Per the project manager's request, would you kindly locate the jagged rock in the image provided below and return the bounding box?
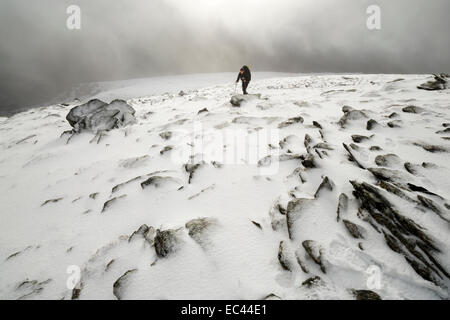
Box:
[413,142,448,153]
[366,119,379,130]
[154,229,182,258]
[129,224,156,244]
[140,176,179,189]
[159,131,172,140]
[263,293,282,300]
[89,192,99,199]
[184,162,204,183]
[101,194,126,213]
[230,94,261,107]
[314,176,334,198]
[301,153,316,168]
[185,217,216,245]
[336,193,348,222]
[278,241,293,271]
[342,220,366,239]
[402,105,424,114]
[312,121,323,129]
[387,120,402,128]
[422,162,437,169]
[417,74,448,91]
[41,197,63,206]
[304,134,313,148]
[278,116,304,128]
[66,99,136,133]
[160,145,173,155]
[197,108,208,114]
[351,135,371,143]
[350,181,448,284]
[369,146,382,151]
[436,127,450,134]
[251,221,262,230]
[388,112,399,119]
[367,167,408,182]
[302,240,326,273]
[375,154,401,167]
[302,276,324,288]
[113,269,137,300]
[343,143,366,169]
[404,162,420,175]
[338,107,367,128]
[313,143,334,150]
[378,181,417,204]
[351,289,381,300]
[417,195,449,222]
[407,183,443,199]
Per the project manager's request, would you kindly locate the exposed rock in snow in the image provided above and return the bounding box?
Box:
[66,99,136,133]
[1,74,449,300]
[417,74,448,91]
[230,94,261,107]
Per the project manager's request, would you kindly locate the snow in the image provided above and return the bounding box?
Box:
[0,73,449,300]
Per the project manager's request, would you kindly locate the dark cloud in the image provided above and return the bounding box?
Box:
[0,0,449,115]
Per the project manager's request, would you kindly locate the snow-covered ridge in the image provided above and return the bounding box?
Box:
[0,74,449,300]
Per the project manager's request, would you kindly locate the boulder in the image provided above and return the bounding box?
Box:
[417,74,448,91]
[66,99,136,133]
[154,229,182,258]
[230,94,261,107]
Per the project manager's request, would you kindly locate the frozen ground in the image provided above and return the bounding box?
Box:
[0,73,449,300]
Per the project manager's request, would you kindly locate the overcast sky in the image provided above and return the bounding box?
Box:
[0,0,449,115]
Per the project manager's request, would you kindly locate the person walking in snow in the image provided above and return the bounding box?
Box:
[236,65,251,95]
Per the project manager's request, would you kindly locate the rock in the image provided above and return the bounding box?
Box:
[278,241,293,271]
[301,276,323,288]
[66,99,136,133]
[336,193,348,222]
[286,198,314,240]
[113,269,137,300]
[140,176,180,189]
[370,146,382,151]
[178,90,186,96]
[312,121,323,129]
[184,162,204,183]
[197,108,208,114]
[154,229,182,258]
[387,120,402,128]
[278,116,304,129]
[413,142,448,153]
[314,176,334,198]
[402,105,424,114]
[101,194,126,213]
[378,181,418,204]
[159,131,172,140]
[313,142,333,150]
[366,119,378,130]
[343,143,366,169]
[263,293,282,300]
[338,107,367,128]
[129,224,155,244]
[302,240,326,273]
[388,112,399,119]
[160,145,173,155]
[230,94,261,107]
[375,154,401,167]
[417,195,449,222]
[351,135,371,143]
[304,134,313,148]
[342,220,366,239]
[417,74,447,91]
[367,167,408,182]
[351,289,381,300]
[185,217,216,245]
[436,128,450,134]
[301,153,316,169]
[407,183,443,199]
[41,197,64,206]
[404,162,420,175]
[251,221,262,230]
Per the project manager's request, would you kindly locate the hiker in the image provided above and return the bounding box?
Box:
[236,65,251,94]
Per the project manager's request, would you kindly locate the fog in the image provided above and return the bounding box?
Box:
[0,0,449,115]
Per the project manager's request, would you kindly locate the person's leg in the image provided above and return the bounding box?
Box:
[243,81,249,94]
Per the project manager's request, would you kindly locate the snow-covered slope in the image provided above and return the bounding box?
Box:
[0,74,449,300]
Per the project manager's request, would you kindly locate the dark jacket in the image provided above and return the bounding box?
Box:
[236,66,251,82]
